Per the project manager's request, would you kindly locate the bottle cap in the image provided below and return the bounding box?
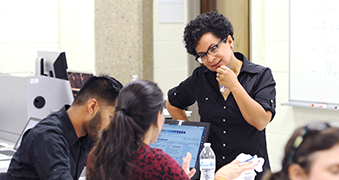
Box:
[131,75,138,81]
[204,142,211,146]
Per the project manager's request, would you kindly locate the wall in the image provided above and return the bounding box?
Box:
[95,0,153,85]
[251,0,339,172]
[218,0,249,59]
[153,0,192,98]
[251,0,292,172]
[0,0,95,75]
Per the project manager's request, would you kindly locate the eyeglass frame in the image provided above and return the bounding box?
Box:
[287,121,339,164]
[195,38,227,64]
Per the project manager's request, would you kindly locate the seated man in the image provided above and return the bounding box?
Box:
[6,75,123,180]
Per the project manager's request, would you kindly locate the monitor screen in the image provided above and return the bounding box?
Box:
[150,119,210,170]
[36,51,69,80]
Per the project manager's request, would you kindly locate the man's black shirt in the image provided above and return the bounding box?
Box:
[7,105,94,180]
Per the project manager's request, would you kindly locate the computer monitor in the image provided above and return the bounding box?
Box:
[36,51,69,80]
[150,119,210,180]
[150,119,210,168]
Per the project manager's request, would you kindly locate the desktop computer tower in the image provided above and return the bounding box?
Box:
[0,74,74,142]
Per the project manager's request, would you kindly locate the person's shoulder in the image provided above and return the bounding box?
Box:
[31,116,63,136]
[189,65,209,82]
[239,55,271,74]
[142,144,161,155]
[37,115,62,128]
[247,61,272,74]
[248,61,267,71]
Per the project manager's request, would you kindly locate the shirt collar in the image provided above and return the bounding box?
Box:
[59,105,82,147]
[235,52,262,74]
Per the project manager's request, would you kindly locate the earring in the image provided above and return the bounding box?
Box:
[231,45,233,49]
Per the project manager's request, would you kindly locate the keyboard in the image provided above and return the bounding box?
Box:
[0,150,15,157]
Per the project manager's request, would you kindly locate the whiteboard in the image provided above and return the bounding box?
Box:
[289,0,339,109]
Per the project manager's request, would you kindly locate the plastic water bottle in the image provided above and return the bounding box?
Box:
[200,142,215,180]
[131,75,138,81]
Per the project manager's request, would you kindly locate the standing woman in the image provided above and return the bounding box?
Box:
[166,11,276,180]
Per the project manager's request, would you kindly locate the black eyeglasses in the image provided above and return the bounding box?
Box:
[195,38,227,64]
[287,121,339,164]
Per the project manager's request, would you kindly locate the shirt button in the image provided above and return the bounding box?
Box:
[223,119,225,122]
[174,92,176,95]
[223,131,226,134]
[205,97,208,101]
[222,156,225,159]
[223,143,226,147]
[223,106,226,109]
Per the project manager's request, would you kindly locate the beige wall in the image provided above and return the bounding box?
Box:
[153,0,192,98]
[217,0,249,59]
[95,0,153,85]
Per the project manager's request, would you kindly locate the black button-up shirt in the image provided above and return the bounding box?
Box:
[168,52,276,179]
[7,105,94,180]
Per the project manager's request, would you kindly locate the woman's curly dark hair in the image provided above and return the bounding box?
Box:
[183,11,234,57]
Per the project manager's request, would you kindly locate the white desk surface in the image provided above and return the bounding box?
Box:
[0,139,14,173]
[0,160,10,173]
[163,109,192,118]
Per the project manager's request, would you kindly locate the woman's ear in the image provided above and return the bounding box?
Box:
[288,163,307,180]
[227,35,233,43]
[154,113,161,129]
[227,35,234,50]
[156,111,165,131]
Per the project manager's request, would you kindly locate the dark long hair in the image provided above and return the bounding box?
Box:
[263,122,339,180]
[86,80,165,180]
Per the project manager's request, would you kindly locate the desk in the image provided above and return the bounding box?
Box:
[163,109,192,119]
[0,160,10,174]
[0,139,14,179]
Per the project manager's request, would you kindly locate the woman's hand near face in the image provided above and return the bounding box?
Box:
[216,65,240,92]
[216,64,272,130]
[182,152,196,178]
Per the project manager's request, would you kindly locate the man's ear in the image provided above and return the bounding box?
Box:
[86,99,99,116]
[288,163,307,180]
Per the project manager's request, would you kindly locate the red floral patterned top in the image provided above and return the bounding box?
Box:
[131,143,189,180]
